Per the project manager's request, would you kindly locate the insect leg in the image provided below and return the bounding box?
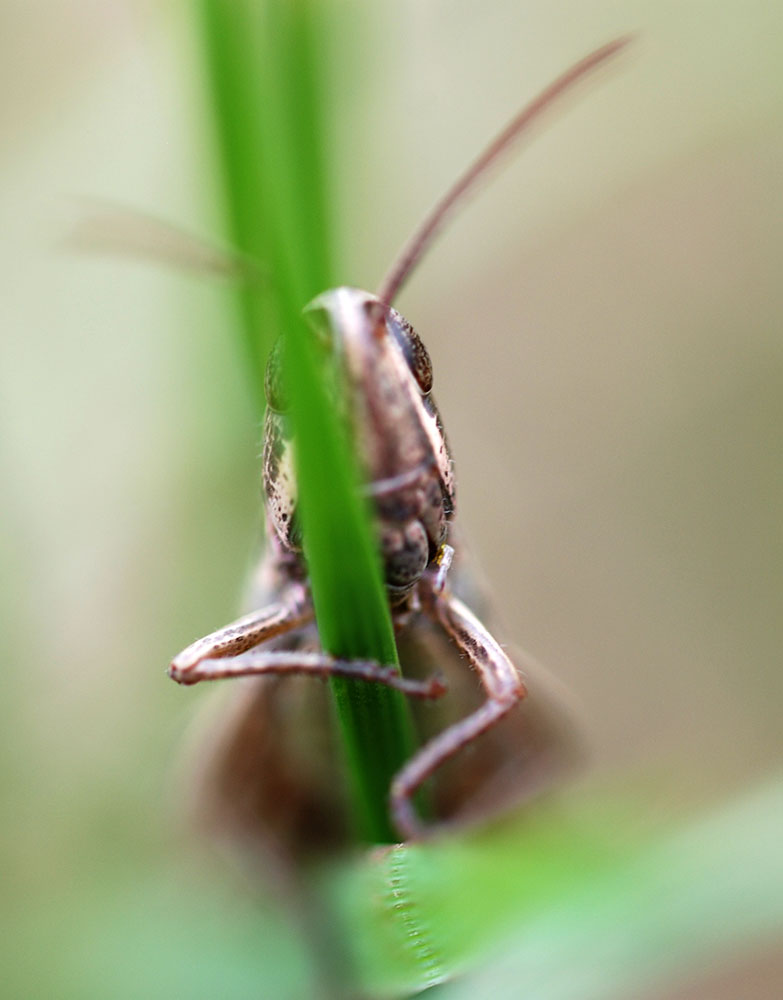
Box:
[169,585,313,682]
[170,583,447,698]
[389,588,527,839]
[172,647,447,698]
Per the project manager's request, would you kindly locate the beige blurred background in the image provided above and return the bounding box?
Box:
[1,0,781,994]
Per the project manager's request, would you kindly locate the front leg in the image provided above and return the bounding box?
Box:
[169,583,313,681]
[389,585,527,840]
[170,584,447,699]
[172,648,446,698]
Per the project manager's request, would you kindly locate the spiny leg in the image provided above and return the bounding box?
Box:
[170,584,447,698]
[173,648,446,698]
[389,585,527,840]
[169,585,313,682]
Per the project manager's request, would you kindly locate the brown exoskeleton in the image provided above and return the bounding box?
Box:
[169,40,628,853]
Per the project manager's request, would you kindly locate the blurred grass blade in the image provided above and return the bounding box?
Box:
[197,0,276,402]
[197,0,416,843]
[323,778,783,997]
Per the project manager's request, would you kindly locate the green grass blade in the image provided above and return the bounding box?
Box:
[323,779,783,997]
[196,0,276,401]
[196,0,416,844]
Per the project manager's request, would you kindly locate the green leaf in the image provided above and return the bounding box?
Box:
[322,779,783,997]
[197,0,417,844]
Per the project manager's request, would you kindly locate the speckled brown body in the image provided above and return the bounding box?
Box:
[167,41,627,854]
[169,289,577,853]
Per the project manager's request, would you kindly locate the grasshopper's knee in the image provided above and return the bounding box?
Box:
[168,646,203,685]
[168,661,192,685]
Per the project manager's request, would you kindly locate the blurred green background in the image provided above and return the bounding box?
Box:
[1,1,781,997]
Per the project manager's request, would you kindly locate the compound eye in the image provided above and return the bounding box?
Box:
[264,338,288,413]
[389,310,433,394]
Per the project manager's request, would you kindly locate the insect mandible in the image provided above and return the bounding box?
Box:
[169,39,629,849]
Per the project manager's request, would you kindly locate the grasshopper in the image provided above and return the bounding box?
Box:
[169,40,628,851]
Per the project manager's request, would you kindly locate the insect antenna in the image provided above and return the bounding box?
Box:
[376,37,631,307]
[64,198,265,283]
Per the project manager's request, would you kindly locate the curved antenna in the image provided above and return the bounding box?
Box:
[376,37,631,307]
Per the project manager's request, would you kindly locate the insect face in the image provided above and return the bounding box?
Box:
[264,287,455,595]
